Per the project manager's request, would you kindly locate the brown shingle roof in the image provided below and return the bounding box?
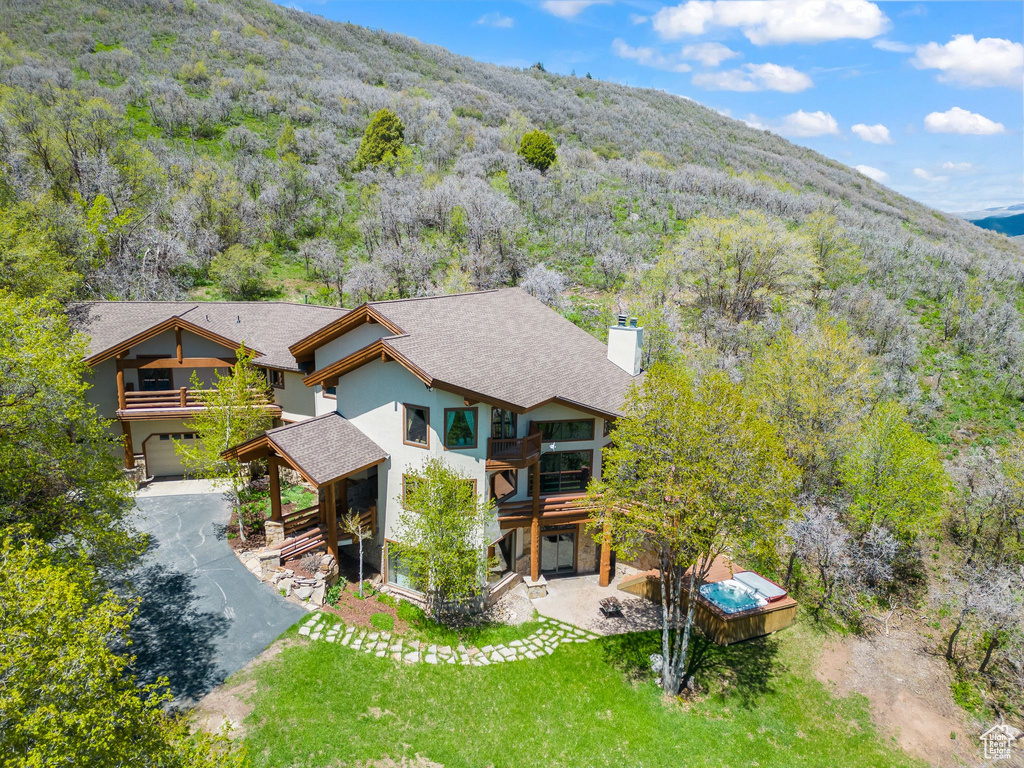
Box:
[266,412,387,486]
[71,301,348,371]
[369,288,637,417]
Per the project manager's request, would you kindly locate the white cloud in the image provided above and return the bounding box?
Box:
[851,123,893,144]
[914,168,949,183]
[476,11,514,28]
[629,13,648,24]
[924,107,1006,135]
[652,0,889,45]
[872,39,913,53]
[855,164,889,182]
[779,109,840,136]
[941,161,975,173]
[542,0,610,19]
[612,38,692,72]
[913,35,1024,88]
[681,42,740,67]
[692,62,812,92]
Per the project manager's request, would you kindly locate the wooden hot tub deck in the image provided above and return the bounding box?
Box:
[617,555,797,645]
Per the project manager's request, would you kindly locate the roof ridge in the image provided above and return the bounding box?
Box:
[369,288,500,306]
[268,411,341,435]
[73,300,350,310]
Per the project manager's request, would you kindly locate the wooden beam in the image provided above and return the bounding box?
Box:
[325,481,338,560]
[531,464,541,581]
[175,326,183,364]
[122,421,135,469]
[268,458,282,522]
[119,356,237,370]
[599,519,612,587]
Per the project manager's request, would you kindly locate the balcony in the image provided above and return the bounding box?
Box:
[486,430,541,470]
[116,387,281,420]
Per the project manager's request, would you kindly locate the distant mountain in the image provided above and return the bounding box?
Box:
[958,205,1024,238]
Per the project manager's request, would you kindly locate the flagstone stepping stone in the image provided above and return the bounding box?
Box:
[404,651,419,663]
[299,626,311,636]
[425,653,438,664]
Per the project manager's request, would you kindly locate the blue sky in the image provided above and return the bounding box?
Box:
[287,1,1023,212]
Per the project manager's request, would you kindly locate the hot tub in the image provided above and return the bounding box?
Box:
[699,579,767,614]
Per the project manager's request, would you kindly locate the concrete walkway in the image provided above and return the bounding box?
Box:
[127,481,307,706]
[299,613,596,665]
[531,571,662,635]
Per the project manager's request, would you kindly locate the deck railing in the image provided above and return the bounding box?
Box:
[120,387,273,410]
[486,430,542,463]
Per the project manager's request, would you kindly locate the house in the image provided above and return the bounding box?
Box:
[75,289,644,598]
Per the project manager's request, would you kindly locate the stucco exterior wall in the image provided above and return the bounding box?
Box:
[271,370,315,422]
[332,358,494,542]
[313,322,390,371]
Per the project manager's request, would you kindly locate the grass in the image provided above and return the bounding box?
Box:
[239,620,923,768]
[387,596,543,647]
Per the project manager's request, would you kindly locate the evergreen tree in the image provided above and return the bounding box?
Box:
[517,129,557,172]
[353,108,405,171]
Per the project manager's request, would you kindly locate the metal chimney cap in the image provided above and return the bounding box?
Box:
[629,317,638,328]
[617,314,627,327]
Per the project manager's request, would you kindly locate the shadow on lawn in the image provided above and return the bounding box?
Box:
[123,559,230,707]
[601,629,783,707]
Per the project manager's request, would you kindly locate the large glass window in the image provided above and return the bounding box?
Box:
[491,408,517,439]
[537,419,595,442]
[386,543,423,594]
[444,407,478,449]
[403,404,429,448]
[490,469,518,501]
[532,451,592,495]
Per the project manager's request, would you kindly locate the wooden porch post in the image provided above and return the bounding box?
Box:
[530,464,541,581]
[175,326,183,364]
[115,355,127,411]
[268,457,282,522]
[325,481,338,560]
[599,519,612,587]
[121,421,135,469]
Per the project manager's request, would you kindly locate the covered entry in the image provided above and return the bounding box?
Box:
[540,524,576,574]
[221,413,387,561]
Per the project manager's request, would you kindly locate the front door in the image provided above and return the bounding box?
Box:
[540,527,575,574]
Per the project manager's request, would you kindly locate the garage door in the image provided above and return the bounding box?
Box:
[144,433,197,477]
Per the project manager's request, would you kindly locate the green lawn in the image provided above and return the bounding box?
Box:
[238,619,922,768]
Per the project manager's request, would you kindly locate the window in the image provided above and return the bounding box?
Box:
[530,450,592,495]
[490,469,518,502]
[323,385,337,399]
[491,408,517,439]
[603,418,613,438]
[487,530,516,584]
[385,542,424,594]
[266,368,285,389]
[403,404,429,448]
[139,368,172,392]
[444,407,478,449]
[537,419,595,442]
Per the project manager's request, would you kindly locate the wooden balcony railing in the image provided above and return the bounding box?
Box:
[119,387,275,411]
[486,429,542,467]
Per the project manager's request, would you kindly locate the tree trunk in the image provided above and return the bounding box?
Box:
[784,550,797,589]
[946,617,964,662]
[979,633,1000,674]
[358,529,364,598]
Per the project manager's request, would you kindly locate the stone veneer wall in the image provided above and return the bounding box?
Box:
[576,523,598,574]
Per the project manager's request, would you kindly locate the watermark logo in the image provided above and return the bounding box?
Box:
[980,724,1019,761]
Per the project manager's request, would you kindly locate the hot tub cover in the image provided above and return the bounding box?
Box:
[734,571,787,601]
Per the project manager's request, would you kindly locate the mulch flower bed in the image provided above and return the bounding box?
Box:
[321,582,409,633]
[224,509,266,552]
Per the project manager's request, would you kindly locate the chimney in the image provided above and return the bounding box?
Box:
[607,315,643,375]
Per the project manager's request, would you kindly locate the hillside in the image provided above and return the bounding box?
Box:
[1,0,1023,726]
[970,212,1024,238]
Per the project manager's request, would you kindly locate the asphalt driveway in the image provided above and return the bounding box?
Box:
[126,481,307,706]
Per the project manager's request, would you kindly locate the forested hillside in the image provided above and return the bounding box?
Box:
[1,0,1023,721]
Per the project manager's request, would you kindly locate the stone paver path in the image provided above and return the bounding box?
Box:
[297,614,598,665]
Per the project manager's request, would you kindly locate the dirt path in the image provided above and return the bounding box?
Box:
[191,638,295,738]
[815,628,987,767]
